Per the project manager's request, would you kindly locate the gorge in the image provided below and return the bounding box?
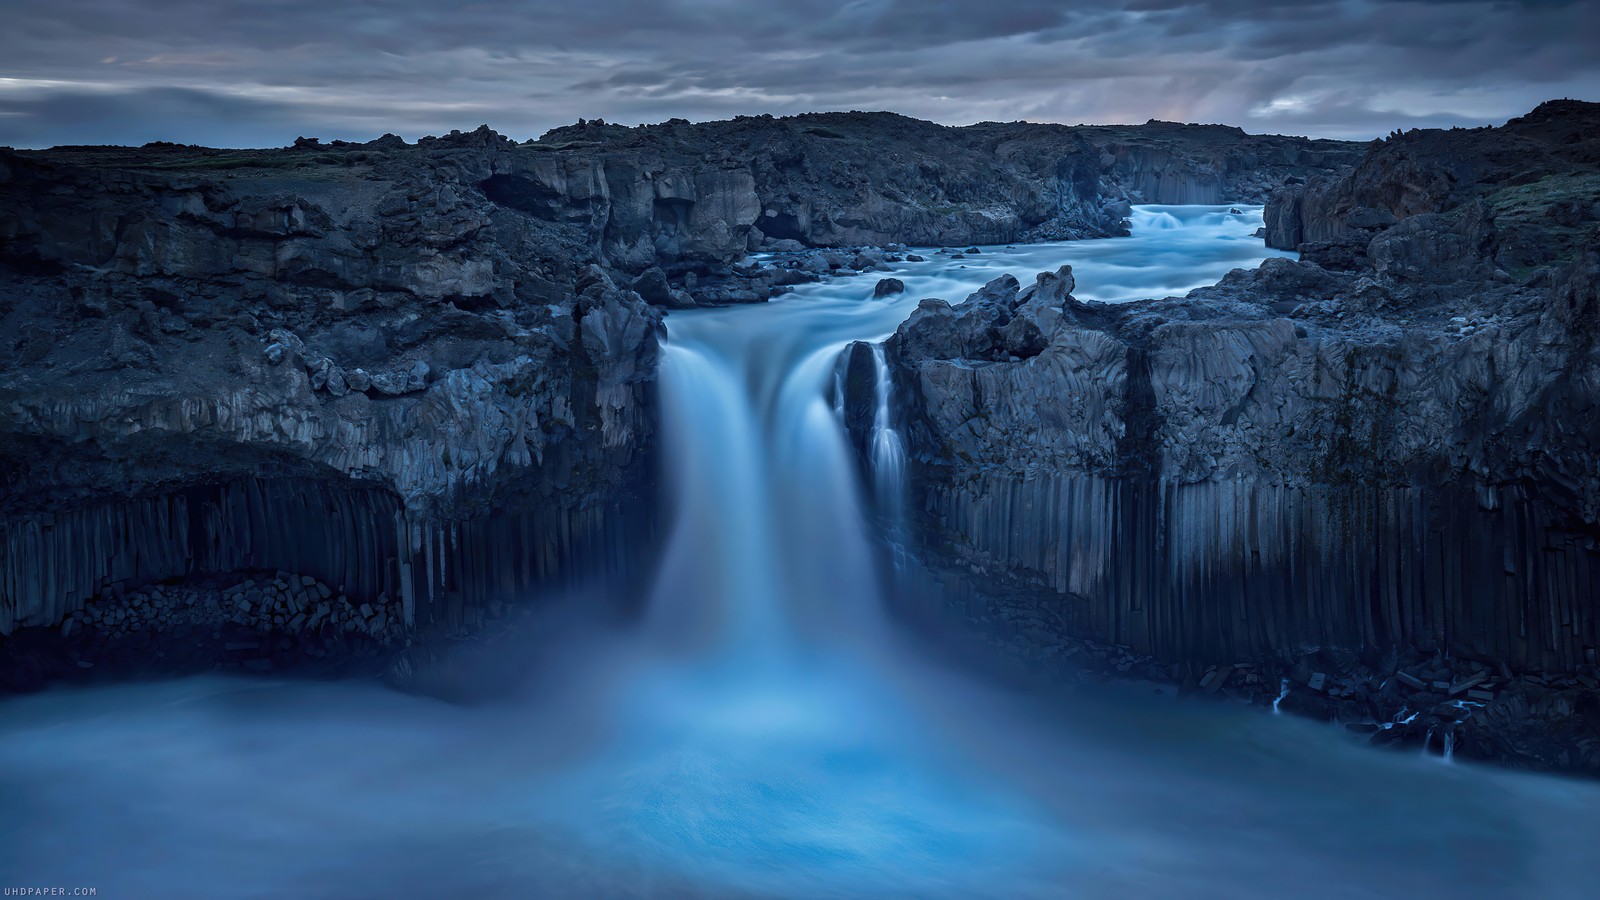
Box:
[2,102,1599,895]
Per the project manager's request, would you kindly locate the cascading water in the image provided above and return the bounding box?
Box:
[4,207,1600,897]
[867,342,910,565]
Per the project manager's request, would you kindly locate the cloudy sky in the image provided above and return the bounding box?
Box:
[2,0,1596,148]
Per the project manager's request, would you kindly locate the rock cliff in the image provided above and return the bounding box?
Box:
[1080,120,1361,205]
[1266,99,1600,274]
[871,101,1600,773]
[0,133,667,680]
[540,111,1120,256]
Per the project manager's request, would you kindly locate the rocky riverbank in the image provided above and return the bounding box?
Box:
[904,571,1600,776]
[3,570,404,690]
[859,100,1600,776]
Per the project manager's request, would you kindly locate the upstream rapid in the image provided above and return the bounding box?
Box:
[2,207,1598,898]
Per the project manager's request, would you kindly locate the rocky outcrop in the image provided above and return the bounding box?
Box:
[870,101,1600,773]
[1266,99,1600,275]
[550,113,1358,254]
[1080,120,1362,205]
[530,112,1131,258]
[0,134,665,679]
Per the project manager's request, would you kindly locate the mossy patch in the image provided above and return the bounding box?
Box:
[1479,172,1600,274]
[1483,172,1600,218]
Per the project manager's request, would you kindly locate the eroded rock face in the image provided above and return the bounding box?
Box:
[1080,120,1362,205]
[537,111,1360,256]
[0,135,665,646]
[1266,99,1600,276]
[871,103,1600,770]
[884,256,1600,669]
[531,112,1128,254]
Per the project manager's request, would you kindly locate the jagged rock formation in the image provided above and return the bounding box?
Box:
[1266,99,1600,274]
[538,112,1122,254]
[869,101,1600,773]
[0,137,665,668]
[1080,120,1362,205]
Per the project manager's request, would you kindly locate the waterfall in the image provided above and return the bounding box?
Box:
[1381,708,1419,731]
[646,302,908,660]
[1272,677,1290,714]
[644,340,802,660]
[868,342,909,558]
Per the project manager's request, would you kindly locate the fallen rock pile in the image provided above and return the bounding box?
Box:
[55,571,405,678]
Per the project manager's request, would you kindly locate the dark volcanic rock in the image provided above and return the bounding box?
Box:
[0,135,664,653]
[1081,119,1362,205]
[1267,99,1600,278]
[872,101,1600,774]
[539,111,1125,253]
[529,111,1358,256]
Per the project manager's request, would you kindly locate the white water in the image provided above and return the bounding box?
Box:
[868,341,908,545]
[3,207,1598,897]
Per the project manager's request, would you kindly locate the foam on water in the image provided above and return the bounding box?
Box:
[3,207,1598,898]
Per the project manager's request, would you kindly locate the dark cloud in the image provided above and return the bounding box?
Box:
[0,0,1596,147]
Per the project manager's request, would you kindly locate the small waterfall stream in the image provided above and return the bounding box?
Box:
[868,341,908,548]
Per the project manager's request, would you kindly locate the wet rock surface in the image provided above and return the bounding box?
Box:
[913,571,1600,776]
[869,100,1600,775]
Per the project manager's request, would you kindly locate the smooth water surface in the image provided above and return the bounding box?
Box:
[3,207,1596,898]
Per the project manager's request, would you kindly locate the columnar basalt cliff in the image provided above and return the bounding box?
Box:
[0,133,670,684]
[865,100,1600,772]
[0,112,1354,687]
[0,132,674,516]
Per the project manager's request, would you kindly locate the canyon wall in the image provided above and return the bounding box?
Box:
[0,134,665,654]
[535,112,1356,256]
[872,101,1600,679]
